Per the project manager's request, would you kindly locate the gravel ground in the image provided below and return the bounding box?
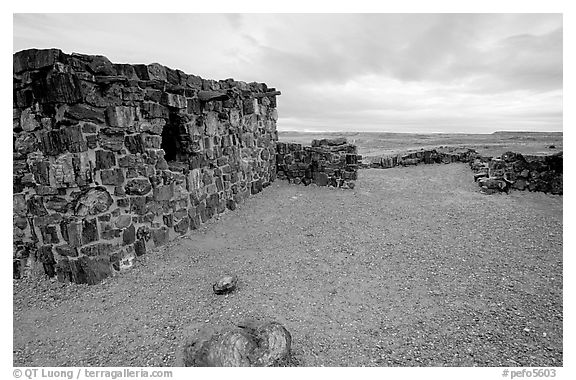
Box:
[13,163,563,367]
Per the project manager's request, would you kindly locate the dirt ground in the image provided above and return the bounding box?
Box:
[13,164,563,367]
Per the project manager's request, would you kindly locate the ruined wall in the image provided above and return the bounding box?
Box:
[13,49,280,284]
[362,148,479,168]
[471,152,563,195]
[362,146,562,195]
[276,138,361,189]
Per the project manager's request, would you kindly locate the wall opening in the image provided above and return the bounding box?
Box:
[161,111,191,163]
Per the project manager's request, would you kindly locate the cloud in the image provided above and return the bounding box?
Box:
[13,13,563,133]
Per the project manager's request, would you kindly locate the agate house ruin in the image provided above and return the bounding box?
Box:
[15,48,558,286]
[12,48,282,284]
[13,49,362,285]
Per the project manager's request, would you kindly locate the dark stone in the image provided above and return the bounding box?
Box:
[55,244,79,257]
[38,130,65,156]
[14,133,38,157]
[251,180,263,194]
[130,196,150,215]
[174,217,189,235]
[39,71,83,104]
[66,256,113,285]
[163,214,174,227]
[315,172,329,186]
[123,224,136,245]
[117,154,143,168]
[98,214,111,222]
[27,196,48,216]
[40,225,59,244]
[99,133,124,152]
[137,225,151,241]
[479,177,508,191]
[226,199,237,211]
[125,178,152,195]
[151,226,169,247]
[33,213,63,228]
[213,274,238,295]
[100,168,125,186]
[134,239,147,256]
[154,184,174,201]
[95,150,116,170]
[14,215,28,230]
[113,63,138,79]
[55,257,71,282]
[124,135,145,154]
[61,218,82,247]
[80,242,114,257]
[474,172,490,184]
[37,245,56,277]
[215,177,224,191]
[13,48,62,73]
[81,122,98,134]
[141,102,169,118]
[74,187,113,216]
[65,104,106,123]
[58,125,87,153]
[105,106,137,130]
[86,55,116,75]
[125,166,147,179]
[85,134,98,149]
[187,98,201,114]
[161,92,187,108]
[142,134,162,149]
[345,154,358,165]
[198,90,229,102]
[190,214,201,230]
[13,259,22,279]
[82,218,99,245]
[512,179,528,190]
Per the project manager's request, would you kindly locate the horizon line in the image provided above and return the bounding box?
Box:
[277,130,563,135]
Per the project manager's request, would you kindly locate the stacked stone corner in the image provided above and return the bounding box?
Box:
[275,138,361,188]
[13,48,280,284]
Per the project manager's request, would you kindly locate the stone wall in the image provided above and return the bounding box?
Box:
[276,138,361,188]
[471,152,563,195]
[362,147,479,169]
[13,48,280,284]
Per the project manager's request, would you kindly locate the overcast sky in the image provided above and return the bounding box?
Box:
[13,13,562,133]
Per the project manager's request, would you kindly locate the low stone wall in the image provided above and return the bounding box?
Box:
[362,147,562,195]
[362,148,479,168]
[13,48,280,284]
[471,152,563,195]
[276,138,361,188]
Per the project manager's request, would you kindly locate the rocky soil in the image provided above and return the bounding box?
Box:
[13,163,563,367]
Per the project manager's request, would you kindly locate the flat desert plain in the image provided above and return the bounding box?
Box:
[278,131,563,157]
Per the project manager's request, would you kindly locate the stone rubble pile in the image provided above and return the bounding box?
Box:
[471,151,563,195]
[275,138,362,188]
[13,48,280,284]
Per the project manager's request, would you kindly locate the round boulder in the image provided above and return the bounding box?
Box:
[182,320,292,367]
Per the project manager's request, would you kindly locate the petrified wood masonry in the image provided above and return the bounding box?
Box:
[13,48,280,284]
[276,138,361,188]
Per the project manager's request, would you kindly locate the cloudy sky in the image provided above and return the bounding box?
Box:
[13,13,563,133]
